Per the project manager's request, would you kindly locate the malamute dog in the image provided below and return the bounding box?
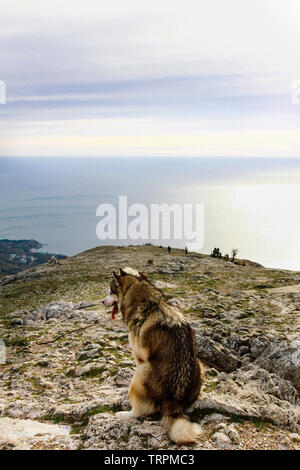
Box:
[102,267,203,444]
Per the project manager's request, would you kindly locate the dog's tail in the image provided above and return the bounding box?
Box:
[162,403,201,445]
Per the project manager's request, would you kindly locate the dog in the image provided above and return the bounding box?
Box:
[102,267,203,444]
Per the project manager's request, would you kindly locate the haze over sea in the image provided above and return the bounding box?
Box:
[1,157,300,271]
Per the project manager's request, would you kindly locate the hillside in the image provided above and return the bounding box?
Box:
[0,245,300,450]
[0,239,66,276]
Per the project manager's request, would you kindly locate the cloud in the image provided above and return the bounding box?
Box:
[0,0,300,156]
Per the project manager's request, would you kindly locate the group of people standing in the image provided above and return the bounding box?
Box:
[167,245,189,255]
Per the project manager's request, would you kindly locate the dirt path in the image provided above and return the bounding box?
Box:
[246,283,300,295]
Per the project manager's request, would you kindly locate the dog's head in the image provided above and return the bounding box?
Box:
[102,267,143,319]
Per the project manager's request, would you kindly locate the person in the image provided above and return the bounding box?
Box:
[185,246,188,255]
[167,245,171,254]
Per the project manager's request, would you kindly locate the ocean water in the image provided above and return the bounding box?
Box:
[1,157,300,270]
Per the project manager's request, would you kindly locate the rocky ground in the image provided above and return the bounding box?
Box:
[0,245,300,450]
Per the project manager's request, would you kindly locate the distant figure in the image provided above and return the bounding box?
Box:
[185,246,188,255]
[147,259,153,265]
[211,247,221,258]
[167,245,171,254]
[48,256,58,265]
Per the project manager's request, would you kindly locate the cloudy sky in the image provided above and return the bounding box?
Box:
[1,0,300,157]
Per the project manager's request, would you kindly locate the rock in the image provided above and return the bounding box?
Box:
[279,443,290,450]
[82,413,169,450]
[214,422,227,432]
[0,417,75,450]
[26,408,43,420]
[9,318,24,326]
[225,424,240,444]
[30,302,75,321]
[154,281,177,289]
[196,335,241,372]
[83,413,134,449]
[4,402,44,420]
[5,405,24,419]
[0,441,16,450]
[288,433,300,441]
[74,363,106,377]
[75,349,100,361]
[168,298,186,309]
[191,373,300,433]
[239,346,249,356]
[2,374,11,381]
[250,338,267,359]
[114,369,133,387]
[237,364,299,404]
[253,337,300,392]
[212,432,232,448]
[74,301,94,310]
[200,413,228,424]
[48,392,127,425]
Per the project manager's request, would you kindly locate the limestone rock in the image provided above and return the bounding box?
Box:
[212,432,232,448]
[0,417,76,450]
[196,335,241,372]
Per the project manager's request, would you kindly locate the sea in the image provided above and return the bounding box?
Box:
[1,157,300,271]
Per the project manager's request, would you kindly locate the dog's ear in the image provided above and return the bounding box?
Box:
[113,271,121,282]
[119,268,126,277]
[139,271,149,282]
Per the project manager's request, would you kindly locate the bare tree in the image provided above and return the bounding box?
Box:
[231,248,238,262]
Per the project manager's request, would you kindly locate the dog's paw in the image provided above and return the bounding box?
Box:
[115,410,134,420]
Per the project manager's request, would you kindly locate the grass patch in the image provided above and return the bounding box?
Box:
[189,407,221,421]
[108,367,118,376]
[42,413,75,425]
[5,336,30,347]
[228,415,273,430]
[76,350,104,362]
[207,369,218,377]
[87,404,122,416]
[254,284,271,290]
[34,361,49,368]
[84,366,106,378]
[204,381,218,392]
[188,407,273,431]
[237,311,255,319]
[70,424,85,435]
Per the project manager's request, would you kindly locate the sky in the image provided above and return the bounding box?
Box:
[0,0,300,157]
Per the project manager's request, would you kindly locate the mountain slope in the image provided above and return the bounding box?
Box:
[0,245,300,450]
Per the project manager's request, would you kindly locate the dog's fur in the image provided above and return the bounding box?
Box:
[102,267,203,444]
